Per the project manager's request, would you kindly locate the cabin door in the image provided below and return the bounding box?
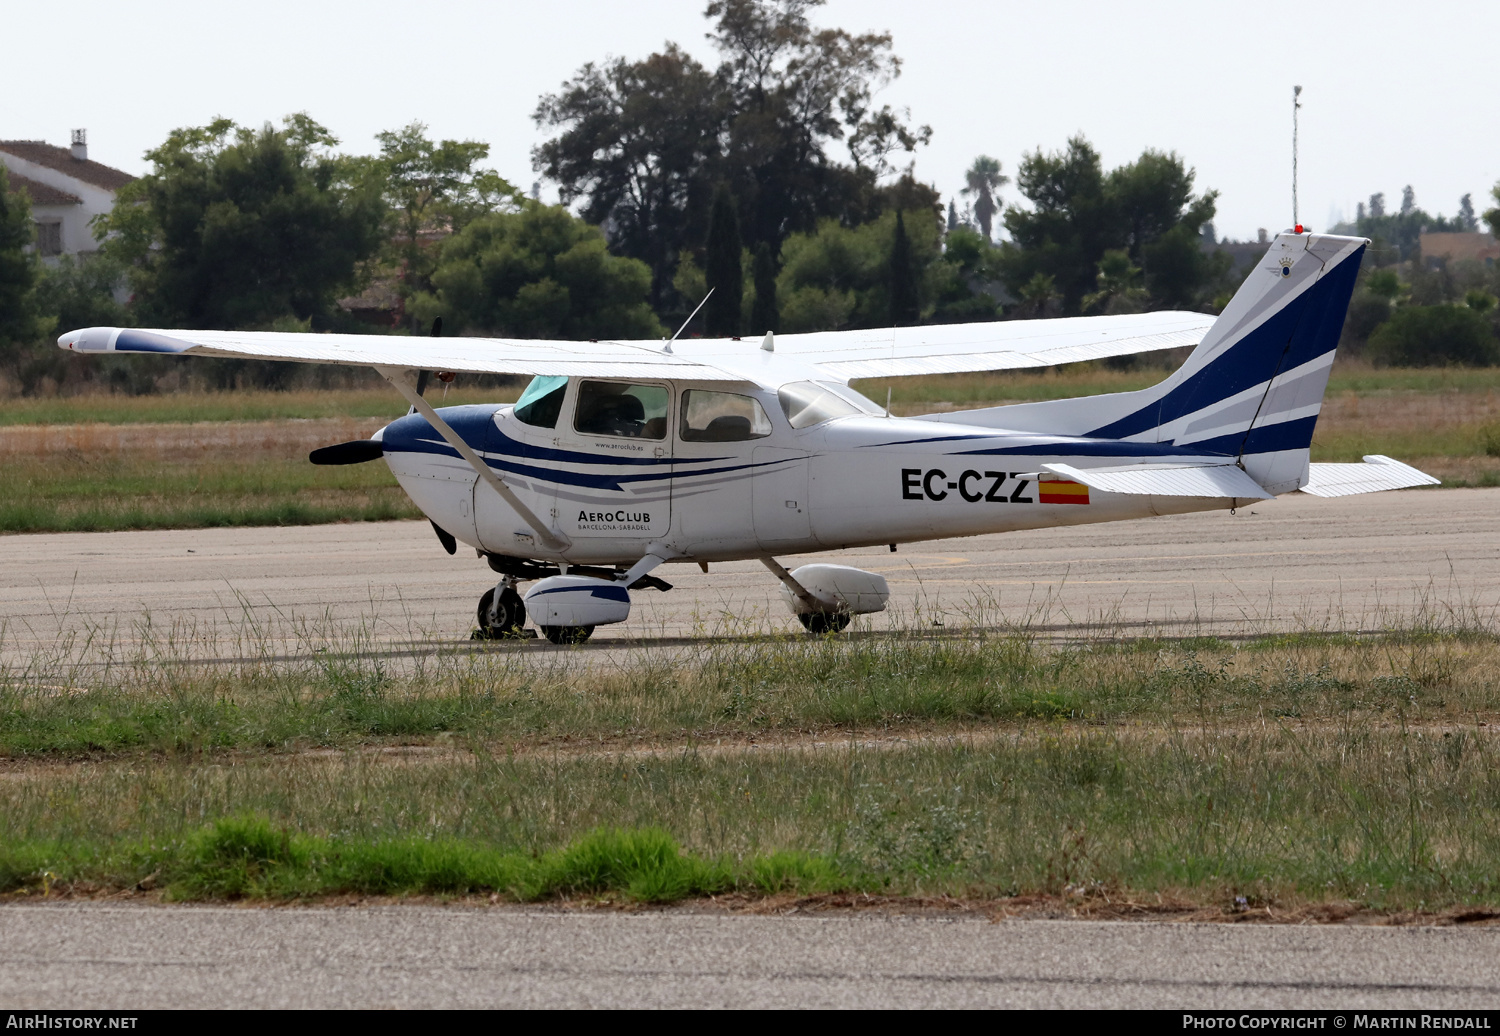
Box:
[752,446,812,551]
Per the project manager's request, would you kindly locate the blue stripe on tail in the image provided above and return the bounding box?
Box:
[1085,244,1364,449]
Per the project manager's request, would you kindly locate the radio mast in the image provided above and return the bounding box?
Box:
[1292,85,1303,231]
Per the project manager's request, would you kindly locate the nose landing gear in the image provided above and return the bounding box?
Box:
[473,580,595,644]
[475,581,529,640]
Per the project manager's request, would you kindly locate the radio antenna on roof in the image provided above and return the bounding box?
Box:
[665,288,715,353]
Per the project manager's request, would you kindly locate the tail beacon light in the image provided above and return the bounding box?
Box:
[523,576,632,628]
[782,564,890,617]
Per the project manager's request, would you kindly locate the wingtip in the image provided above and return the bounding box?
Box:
[56,326,119,352]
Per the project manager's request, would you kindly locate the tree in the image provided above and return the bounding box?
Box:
[927,226,1003,323]
[751,241,779,333]
[409,203,665,340]
[1367,305,1499,366]
[35,254,129,335]
[888,211,919,325]
[1458,193,1479,232]
[1357,193,1433,262]
[376,122,518,297]
[996,137,1220,315]
[776,209,938,331]
[961,155,1007,241]
[704,185,743,335]
[1485,182,1500,238]
[534,0,932,314]
[1015,273,1060,319]
[100,115,386,330]
[0,166,46,352]
[1082,250,1146,314]
[533,44,722,312]
[998,136,1114,313]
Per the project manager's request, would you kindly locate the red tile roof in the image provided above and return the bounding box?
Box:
[1420,232,1500,265]
[4,170,82,206]
[0,140,136,192]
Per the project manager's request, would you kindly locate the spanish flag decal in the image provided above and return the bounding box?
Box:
[1038,479,1090,505]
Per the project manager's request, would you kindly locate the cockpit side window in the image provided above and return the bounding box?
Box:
[513,375,568,428]
[574,380,670,440]
[679,389,773,442]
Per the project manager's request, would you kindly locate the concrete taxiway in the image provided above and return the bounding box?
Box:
[0,487,1496,660]
[1,903,1498,1009]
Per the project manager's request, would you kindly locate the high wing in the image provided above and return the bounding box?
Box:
[723,310,1215,379]
[58,326,739,381]
[58,310,1215,386]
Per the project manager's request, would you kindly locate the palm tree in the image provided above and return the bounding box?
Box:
[961,156,1009,242]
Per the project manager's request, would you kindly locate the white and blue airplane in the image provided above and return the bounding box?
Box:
[59,231,1435,643]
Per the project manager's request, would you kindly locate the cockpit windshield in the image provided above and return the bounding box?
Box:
[512,375,568,428]
[776,381,885,429]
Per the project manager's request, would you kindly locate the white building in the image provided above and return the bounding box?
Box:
[0,130,134,259]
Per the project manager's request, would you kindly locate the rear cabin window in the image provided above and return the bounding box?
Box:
[679,390,773,442]
[574,381,669,440]
[513,375,568,428]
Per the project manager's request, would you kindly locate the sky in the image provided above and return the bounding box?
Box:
[6,0,1497,242]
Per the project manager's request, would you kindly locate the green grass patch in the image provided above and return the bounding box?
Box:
[164,820,763,903]
[0,817,851,903]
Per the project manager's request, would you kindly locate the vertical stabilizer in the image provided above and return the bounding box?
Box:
[948,232,1368,493]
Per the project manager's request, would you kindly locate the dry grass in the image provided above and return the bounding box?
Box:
[4,606,1500,909]
[0,418,418,532]
[0,385,516,426]
[5,360,1500,534]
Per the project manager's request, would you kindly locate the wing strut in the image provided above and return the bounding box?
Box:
[760,557,821,611]
[376,366,570,551]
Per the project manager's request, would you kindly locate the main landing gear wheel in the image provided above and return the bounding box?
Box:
[476,585,527,639]
[541,625,595,645]
[798,612,851,635]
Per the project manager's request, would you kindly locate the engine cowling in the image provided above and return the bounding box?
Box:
[523,576,631,628]
[780,564,890,616]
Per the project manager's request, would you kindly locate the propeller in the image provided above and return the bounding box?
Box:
[309,439,384,465]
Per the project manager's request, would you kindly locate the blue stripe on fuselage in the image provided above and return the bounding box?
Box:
[955,438,1225,459]
[381,406,768,492]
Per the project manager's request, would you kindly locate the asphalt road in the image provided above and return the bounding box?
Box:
[2,903,1498,1009]
[1,487,1497,661]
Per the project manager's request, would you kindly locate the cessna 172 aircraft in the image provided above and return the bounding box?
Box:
[59,230,1435,643]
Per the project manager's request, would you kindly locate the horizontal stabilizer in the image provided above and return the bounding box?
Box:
[1041,462,1274,500]
[1300,456,1439,497]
